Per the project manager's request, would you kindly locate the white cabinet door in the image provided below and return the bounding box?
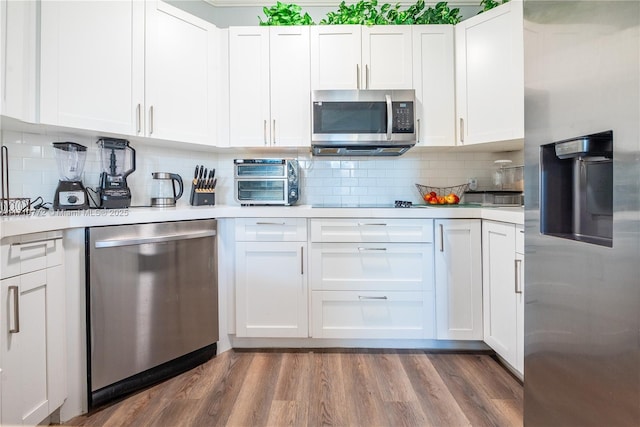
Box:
[515,225,525,376]
[1,0,37,122]
[1,271,50,427]
[269,26,311,147]
[434,219,482,340]
[482,221,517,365]
[455,0,524,145]
[40,0,144,135]
[235,241,307,337]
[412,25,455,147]
[229,27,310,148]
[229,27,270,147]
[310,25,361,90]
[145,0,217,145]
[362,25,413,89]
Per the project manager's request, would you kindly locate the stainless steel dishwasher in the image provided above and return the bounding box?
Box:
[86,219,218,408]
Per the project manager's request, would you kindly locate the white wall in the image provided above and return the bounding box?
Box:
[2,128,522,209]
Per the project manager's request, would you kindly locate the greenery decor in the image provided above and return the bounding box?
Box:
[479,0,510,13]
[257,0,502,26]
[259,1,314,25]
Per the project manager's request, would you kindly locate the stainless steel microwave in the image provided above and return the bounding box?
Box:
[234,159,299,206]
[311,89,416,156]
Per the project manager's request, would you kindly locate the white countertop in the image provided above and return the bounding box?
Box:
[0,204,524,239]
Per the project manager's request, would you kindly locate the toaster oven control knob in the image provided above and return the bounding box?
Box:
[290,189,297,198]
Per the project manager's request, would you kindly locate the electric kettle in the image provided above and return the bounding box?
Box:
[151,172,183,207]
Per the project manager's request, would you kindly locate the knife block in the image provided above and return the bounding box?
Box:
[190,186,215,206]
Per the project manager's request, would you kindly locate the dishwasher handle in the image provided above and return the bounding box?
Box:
[95,230,216,249]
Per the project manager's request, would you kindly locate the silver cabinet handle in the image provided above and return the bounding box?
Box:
[256,222,286,225]
[357,223,387,226]
[301,246,304,275]
[385,94,393,141]
[9,285,19,333]
[358,295,388,300]
[356,64,360,89]
[439,224,444,252]
[10,236,61,248]
[459,118,464,143]
[358,247,387,251]
[263,120,267,145]
[515,259,523,294]
[416,118,421,144]
[149,105,154,135]
[272,119,276,145]
[366,64,370,89]
[136,103,141,134]
[95,230,216,249]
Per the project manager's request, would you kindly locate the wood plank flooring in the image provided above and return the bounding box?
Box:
[65,349,522,427]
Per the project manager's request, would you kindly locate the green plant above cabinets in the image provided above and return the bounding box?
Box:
[258,0,463,26]
[479,0,510,14]
[259,2,314,26]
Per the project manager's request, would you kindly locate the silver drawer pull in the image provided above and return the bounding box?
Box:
[358,296,388,300]
[357,247,387,251]
[255,222,286,225]
[357,223,387,226]
[10,236,61,248]
[9,286,19,333]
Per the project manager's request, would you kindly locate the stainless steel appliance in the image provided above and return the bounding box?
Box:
[96,138,136,209]
[150,172,184,207]
[234,158,299,206]
[86,220,218,408]
[52,142,89,210]
[311,89,416,156]
[524,1,639,425]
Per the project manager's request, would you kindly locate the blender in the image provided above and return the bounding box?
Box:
[53,142,89,210]
[96,138,136,208]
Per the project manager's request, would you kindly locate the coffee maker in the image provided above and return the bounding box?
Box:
[96,138,136,208]
[52,142,89,210]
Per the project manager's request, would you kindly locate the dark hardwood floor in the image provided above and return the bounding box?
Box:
[66,349,523,427]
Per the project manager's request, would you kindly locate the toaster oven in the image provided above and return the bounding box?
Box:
[233,159,299,206]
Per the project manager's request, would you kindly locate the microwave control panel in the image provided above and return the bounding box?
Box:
[392,102,415,133]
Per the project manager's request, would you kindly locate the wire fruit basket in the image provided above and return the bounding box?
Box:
[415,183,469,205]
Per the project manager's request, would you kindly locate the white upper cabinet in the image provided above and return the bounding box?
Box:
[412,25,455,146]
[229,26,310,147]
[40,0,143,135]
[361,25,413,89]
[310,25,361,90]
[40,0,218,145]
[310,25,412,90]
[455,0,524,146]
[1,0,37,122]
[145,0,218,145]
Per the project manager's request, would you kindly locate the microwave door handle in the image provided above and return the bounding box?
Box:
[385,94,392,141]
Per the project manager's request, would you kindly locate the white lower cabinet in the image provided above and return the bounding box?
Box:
[310,219,435,339]
[235,219,308,338]
[434,219,483,340]
[1,233,66,427]
[482,220,524,376]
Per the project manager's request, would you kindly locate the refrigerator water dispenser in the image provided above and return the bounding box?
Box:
[540,130,613,247]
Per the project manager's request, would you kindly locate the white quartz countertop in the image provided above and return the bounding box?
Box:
[0,204,524,239]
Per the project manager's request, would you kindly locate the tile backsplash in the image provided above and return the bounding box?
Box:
[2,129,523,208]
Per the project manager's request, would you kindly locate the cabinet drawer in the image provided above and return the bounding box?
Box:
[311,290,435,339]
[235,218,307,241]
[310,219,433,243]
[1,231,63,279]
[310,242,433,292]
[516,225,524,254]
